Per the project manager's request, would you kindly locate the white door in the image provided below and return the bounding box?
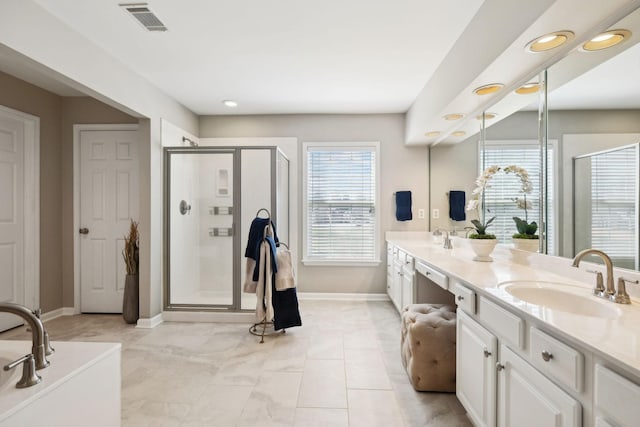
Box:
[79,129,139,313]
[498,345,581,427]
[456,310,497,427]
[0,114,26,331]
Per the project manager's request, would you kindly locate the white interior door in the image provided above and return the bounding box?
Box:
[80,129,139,313]
[0,113,26,331]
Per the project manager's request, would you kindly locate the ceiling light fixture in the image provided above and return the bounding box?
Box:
[526,31,574,52]
[443,113,464,121]
[222,100,238,108]
[452,131,466,137]
[515,83,540,94]
[425,131,441,138]
[473,83,504,96]
[476,112,498,120]
[582,29,631,51]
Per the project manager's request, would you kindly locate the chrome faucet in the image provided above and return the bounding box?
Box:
[435,228,453,249]
[464,226,475,238]
[0,302,50,370]
[572,249,615,299]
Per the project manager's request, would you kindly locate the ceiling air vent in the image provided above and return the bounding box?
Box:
[120,3,167,32]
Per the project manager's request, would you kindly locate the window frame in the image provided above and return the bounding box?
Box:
[302,141,381,266]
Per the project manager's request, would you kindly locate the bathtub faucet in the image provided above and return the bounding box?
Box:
[0,302,50,370]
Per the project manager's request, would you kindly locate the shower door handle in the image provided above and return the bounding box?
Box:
[79,228,89,235]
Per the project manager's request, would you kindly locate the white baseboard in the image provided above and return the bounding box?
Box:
[41,307,76,322]
[162,311,256,323]
[297,292,390,301]
[136,313,164,329]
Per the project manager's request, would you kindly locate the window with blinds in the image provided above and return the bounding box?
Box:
[590,144,638,267]
[303,143,379,264]
[480,141,555,251]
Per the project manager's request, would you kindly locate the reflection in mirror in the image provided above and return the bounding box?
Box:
[546,7,640,269]
[573,144,639,269]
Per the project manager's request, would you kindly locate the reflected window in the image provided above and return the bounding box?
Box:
[480,140,555,252]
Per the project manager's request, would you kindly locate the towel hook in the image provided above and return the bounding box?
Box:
[255,208,271,219]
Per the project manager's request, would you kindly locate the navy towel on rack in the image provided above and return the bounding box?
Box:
[395,191,412,221]
[449,190,466,221]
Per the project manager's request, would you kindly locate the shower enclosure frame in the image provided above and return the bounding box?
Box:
[163,146,289,312]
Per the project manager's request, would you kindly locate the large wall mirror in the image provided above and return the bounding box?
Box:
[545,7,640,269]
[430,6,640,271]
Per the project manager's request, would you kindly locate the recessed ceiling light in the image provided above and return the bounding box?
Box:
[476,112,498,120]
[473,83,504,96]
[425,131,441,138]
[222,100,238,108]
[452,131,466,137]
[582,29,631,51]
[526,31,574,52]
[515,83,541,94]
[443,113,465,121]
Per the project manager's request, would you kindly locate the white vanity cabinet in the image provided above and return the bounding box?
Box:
[401,253,415,309]
[457,309,497,427]
[454,283,581,427]
[594,364,640,427]
[386,243,416,313]
[498,345,581,427]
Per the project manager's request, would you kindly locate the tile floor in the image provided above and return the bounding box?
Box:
[0,300,472,426]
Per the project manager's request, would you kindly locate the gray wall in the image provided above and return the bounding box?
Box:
[200,114,429,294]
[0,70,138,312]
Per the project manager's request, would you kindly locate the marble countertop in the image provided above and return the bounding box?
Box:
[386,231,640,379]
[0,340,121,421]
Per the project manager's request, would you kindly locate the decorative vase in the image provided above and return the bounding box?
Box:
[512,238,539,252]
[469,239,497,262]
[123,274,139,324]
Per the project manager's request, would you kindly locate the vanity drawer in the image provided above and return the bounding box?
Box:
[404,253,414,270]
[452,282,475,314]
[529,327,583,392]
[397,249,407,264]
[477,297,524,349]
[415,260,448,289]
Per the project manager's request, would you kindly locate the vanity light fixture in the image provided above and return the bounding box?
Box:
[526,31,574,52]
[443,113,465,121]
[425,131,441,138]
[452,131,466,137]
[222,100,238,108]
[515,83,540,94]
[476,112,497,120]
[582,29,631,51]
[473,83,504,96]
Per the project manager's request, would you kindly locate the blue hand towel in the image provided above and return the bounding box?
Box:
[449,190,466,221]
[395,191,412,221]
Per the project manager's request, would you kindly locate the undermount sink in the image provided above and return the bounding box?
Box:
[498,281,621,318]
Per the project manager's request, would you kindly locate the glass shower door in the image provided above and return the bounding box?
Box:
[166,148,237,309]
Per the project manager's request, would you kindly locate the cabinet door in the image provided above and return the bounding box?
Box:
[401,269,414,309]
[498,345,581,427]
[392,260,403,311]
[457,310,498,427]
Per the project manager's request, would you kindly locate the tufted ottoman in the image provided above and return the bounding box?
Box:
[400,303,457,392]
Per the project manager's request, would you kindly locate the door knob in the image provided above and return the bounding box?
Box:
[79,228,89,235]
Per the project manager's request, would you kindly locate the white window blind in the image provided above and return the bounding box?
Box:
[304,144,378,263]
[590,144,638,266]
[481,141,555,251]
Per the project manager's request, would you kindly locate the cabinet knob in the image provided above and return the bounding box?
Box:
[496,362,505,372]
[541,351,553,362]
[483,348,492,358]
[79,227,89,235]
[457,295,464,301]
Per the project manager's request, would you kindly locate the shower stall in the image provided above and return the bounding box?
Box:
[164,146,290,311]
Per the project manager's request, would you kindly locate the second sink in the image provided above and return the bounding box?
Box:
[498,281,621,318]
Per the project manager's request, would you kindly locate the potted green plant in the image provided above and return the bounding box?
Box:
[466,165,499,261]
[122,219,139,324]
[504,165,539,252]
